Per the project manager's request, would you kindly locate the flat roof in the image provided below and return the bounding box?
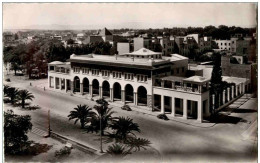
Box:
[183,76,210,84]
[222,76,249,85]
[68,54,169,69]
[122,48,161,56]
[160,76,186,82]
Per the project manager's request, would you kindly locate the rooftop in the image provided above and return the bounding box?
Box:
[183,76,210,84]
[122,48,161,56]
[222,76,249,84]
[68,53,169,69]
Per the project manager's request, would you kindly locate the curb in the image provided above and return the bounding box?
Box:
[50,131,103,156]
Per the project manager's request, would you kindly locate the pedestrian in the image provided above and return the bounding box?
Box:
[30,82,32,86]
[44,87,45,91]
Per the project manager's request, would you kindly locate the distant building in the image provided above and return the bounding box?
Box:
[214,40,231,51]
[117,42,130,55]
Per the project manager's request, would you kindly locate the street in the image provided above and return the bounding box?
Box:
[4,74,258,162]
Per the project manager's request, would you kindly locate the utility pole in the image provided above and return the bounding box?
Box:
[47,109,51,137]
[100,105,103,153]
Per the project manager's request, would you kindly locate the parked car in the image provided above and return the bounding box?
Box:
[157,114,169,120]
[121,105,132,111]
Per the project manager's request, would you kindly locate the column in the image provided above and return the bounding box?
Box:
[99,86,103,98]
[212,94,215,113]
[110,88,113,101]
[70,80,74,94]
[235,85,238,97]
[89,85,93,97]
[121,90,125,104]
[183,99,187,119]
[231,85,234,99]
[134,92,137,105]
[197,100,202,122]
[59,78,62,90]
[223,90,226,104]
[161,80,165,87]
[147,95,153,108]
[171,97,175,117]
[65,79,67,92]
[80,83,83,95]
[48,76,51,88]
[54,77,57,89]
[198,85,202,93]
[172,82,175,89]
[227,88,230,101]
[161,95,165,114]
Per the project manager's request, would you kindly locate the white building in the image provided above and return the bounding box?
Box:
[48,48,212,122]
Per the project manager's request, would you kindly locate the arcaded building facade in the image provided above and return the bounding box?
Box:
[48,48,211,122]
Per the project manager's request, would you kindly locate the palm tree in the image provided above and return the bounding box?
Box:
[92,98,115,135]
[68,104,93,129]
[6,87,19,104]
[110,117,140,140]
[18,90,35,108]
[3,85,10,97]
[124,137,151,153]
[106,143,129,159]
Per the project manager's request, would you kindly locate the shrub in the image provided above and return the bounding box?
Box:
[55,146,71,158]
[157,114,169,121]
[121,105,132,111]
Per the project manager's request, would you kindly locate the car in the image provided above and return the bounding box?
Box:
[121,105,132,111]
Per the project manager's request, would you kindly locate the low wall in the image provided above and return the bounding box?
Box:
[50,131,100,155]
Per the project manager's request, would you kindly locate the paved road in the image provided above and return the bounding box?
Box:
[4,75,258,162]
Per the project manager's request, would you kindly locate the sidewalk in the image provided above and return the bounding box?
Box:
[35,81,216,128]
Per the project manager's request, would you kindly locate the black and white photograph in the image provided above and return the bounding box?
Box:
[2,2,258,162]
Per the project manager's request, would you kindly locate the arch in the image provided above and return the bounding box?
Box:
[125,84,134,103]
[102,80,110,97]
[83,77,89,93]
[137,86,147,106]
[113,82,121,100]
[92,79,99,95]
[73,76,80,92]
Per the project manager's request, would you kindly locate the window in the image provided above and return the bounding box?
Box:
[113,71,122,79]
[182,67,185,73]
[221,43,223,45]
[125,73,134,80]
[137,74,148,82]
[73,67,80,73]
[102,70,109,77]
[50,66,54,71]
[82,68,89,74]
[92,69,99,76]
[224,43,227,46]
[177,68,179,74]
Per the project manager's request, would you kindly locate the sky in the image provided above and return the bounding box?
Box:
[3,3,257,30]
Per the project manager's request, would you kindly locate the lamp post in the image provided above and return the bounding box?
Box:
[100,111,103,153]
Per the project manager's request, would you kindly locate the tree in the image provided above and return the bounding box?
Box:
[106,143,129,159]
[110,117,140,140]
[68,104,93,129]
[66,38,75,45]
[4,110,32,154]
[3,85,10,97]
[91,98,115,135]
[106,137,151,158]
[210,52,223,110]
[6,87,19,104]
[18,90,35,108]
